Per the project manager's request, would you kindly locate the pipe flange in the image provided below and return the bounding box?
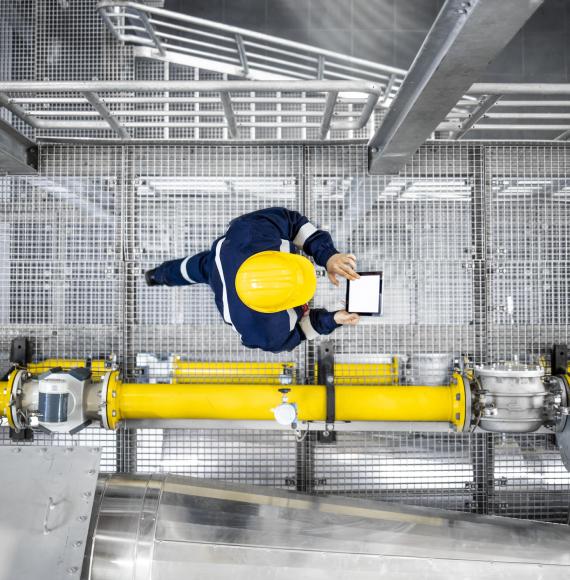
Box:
[555,379,570,472]
[450,372,470,432]
[100,371,121,430]
[550,374,569,433]
[460,371,472,432]
[2,370,27,431]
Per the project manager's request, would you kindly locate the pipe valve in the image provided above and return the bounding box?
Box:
[272,388,298,428]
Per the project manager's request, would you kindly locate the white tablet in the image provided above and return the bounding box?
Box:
[346,272,383,316]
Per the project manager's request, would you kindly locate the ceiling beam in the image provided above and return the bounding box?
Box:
[368,0,544,175]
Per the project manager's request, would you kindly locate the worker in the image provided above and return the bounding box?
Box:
[145,207,360,353]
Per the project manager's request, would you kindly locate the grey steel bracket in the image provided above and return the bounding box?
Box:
[0,116,38,174]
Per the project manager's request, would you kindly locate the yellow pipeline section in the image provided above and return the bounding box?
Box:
[105,371,466,430]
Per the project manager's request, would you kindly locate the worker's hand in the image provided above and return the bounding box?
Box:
[326,253,359,286]
[334,310,360,325]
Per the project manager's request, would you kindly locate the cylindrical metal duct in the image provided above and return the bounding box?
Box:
[82,474,570,580]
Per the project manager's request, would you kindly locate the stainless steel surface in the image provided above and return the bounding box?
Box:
[0,446,100,580]
[368,0,544,173]
[83,473,570,580]
[475,363,547,433]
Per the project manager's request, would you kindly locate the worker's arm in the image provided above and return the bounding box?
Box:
[150,251,210,286]
[299,309,359,340]
[243,309,358,354]
[271,309,358,352]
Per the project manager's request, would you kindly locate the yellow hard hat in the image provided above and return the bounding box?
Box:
[235,251,317,313]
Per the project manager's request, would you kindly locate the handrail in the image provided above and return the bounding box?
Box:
[98,1,406,75]
[439,83,570,140]
[0,80,382,140]
[97,0,405,99]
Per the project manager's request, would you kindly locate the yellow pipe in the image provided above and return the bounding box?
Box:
[105,371,466,430]
[172,360,295,384]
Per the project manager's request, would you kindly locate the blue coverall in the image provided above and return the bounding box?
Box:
[150,207,342,353]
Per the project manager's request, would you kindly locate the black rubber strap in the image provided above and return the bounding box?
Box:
[552,344,568,375]
[317,341,335,425]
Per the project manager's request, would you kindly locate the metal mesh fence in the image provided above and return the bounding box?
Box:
[307,144,479,369]
[2,142,570,524]
[486,144,570,364]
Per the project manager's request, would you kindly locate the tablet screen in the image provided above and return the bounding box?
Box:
[346,272,382,315]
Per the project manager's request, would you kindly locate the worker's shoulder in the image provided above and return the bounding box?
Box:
[233,308,291,349]
[225,215,281,249]
[227,207,291,230]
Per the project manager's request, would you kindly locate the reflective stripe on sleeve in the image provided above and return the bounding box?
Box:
[214,238,233,326]
[180,256,196,283]
[287,308,297,331]
[293,222,318,249]
[299,314,319,340]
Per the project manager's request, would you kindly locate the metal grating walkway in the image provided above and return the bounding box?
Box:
[2,141,570,523]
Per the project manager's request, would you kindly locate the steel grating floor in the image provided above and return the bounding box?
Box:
[1,141,570,523]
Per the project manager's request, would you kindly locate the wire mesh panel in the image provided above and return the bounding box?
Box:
[307,144,480,377]
[135,429,296,487]
[486,144,570,364]
[0,427,118,471]
[124,144,305,382]
[35,0,133,83]
[492,434,570,523]
[0,146,124,366]
[2,142,570,525]
[0,0,135,140]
